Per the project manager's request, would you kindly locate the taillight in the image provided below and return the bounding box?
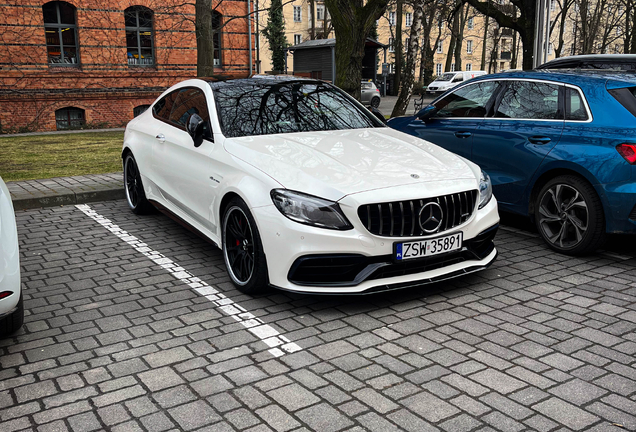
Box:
[616,143,636,164]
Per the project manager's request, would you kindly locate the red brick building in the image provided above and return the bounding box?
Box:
[0,0,256,132]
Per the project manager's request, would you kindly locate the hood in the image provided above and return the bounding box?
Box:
[224,128,476,201]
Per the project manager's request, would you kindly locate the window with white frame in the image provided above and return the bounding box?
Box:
[466,63,472,71]
[451,63,455,71]
[437,40,443,53]
[389,11,396,26]
[550,0,556,11]
[466,39,473,53]
[294,34,302,45]
[316,5,325,20]
[307,8,311,25]
[617,26,623,36]
[405,12,412,26]
[615,44,621,53]
[436,63,442,76]
[389,63,395,73]
[293,6,302,22]
[467,17,474,30]
[388,37,394,52]
[548,42,553,55]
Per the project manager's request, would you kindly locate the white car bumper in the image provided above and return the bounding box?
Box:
[0,178,21,317]
[254,193,499,294]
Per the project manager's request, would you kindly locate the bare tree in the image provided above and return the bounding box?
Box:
[392,0,424,116]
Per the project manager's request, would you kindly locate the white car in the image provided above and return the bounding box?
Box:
[123,77,499,294]
[427,71,487,95]
[0,176,23,336]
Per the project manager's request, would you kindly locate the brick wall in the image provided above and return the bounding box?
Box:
[0,0,257,132]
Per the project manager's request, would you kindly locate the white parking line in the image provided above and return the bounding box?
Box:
[75,204,302,358]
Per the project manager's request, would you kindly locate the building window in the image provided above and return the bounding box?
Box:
[550,0,556,11]
[548,42,553,55]
[316,5,325,21]
[389,63,395,74]
[293,6,302,22]
[466,63,472,71]
[43,2,79,66]
[466,40,473,54]
[294,34,302,45]
[437,40,443,53]
[389,11,396,26]
[615,44,621,54]
[436,63,442,76]
[405,13,412,27]
[467,17,474,30]
[55,107,85,130]
[133,105,150,117]
[125,6,154,66]
[617,26,623,36]
[388,37,395,52]
[212,11,222,66]
[451,63,455,72]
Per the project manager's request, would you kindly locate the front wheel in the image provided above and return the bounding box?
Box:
[0,294,24,338]
[222,198,269,294]
[534,175,605,255]
[123,153,154,215]
[371,97,381,108]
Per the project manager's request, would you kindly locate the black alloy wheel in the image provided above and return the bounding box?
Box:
[371,96,381,108]
[535,175,605,255]
[222,198,268,294]
[123,153,153,215]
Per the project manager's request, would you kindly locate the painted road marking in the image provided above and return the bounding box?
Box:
[76,204,302,358]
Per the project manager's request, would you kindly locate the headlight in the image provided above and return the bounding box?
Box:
[478,170,493,209]
[271,189,353,230]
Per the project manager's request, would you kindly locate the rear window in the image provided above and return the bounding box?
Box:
[609,87,636,118]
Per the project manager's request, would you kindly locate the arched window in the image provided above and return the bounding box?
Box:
[212,11,222,66]
[43,1,79,66]
[125,6,154,66]
[55,107,85,130]
[133,105,150,117]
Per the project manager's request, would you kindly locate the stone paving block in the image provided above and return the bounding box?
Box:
[255,404,300,432]
[587,402,636,430]
[356,412,401,432]
[168,400,221,431]
[548,378,608,405]
[480,393,533,420]
[351,388,398,414]
[68,411,102,432]
[295,403,354,432]
[267,383,320,411]
[533,397,601,430]
[402,391,460,423]
[439,413,482,432]
[593,373,636,396]
[470,369,527,394]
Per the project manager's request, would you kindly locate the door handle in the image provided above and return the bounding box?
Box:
[155,134,165,143]
[454,131,472,138]
[528,136,551,144]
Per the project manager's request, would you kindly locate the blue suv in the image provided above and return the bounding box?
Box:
[388,71,636,255]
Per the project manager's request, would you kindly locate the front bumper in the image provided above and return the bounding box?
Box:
[253,193,499,294]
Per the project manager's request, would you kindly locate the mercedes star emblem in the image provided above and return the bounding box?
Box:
[419,202,444,233]
[410,174,420,179]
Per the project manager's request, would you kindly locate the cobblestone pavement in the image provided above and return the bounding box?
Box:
[2,199,636,432]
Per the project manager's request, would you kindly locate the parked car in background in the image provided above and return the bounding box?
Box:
[0,176,23,337]
[388,70,636,255]
[123,77,499,294]
[537,54,636,72]
[426,71,487,95]
[361,80,381,107]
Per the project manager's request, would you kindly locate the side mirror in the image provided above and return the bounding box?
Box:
[416,104,438,122]
[369,106,387,124]
[187,113,205,147]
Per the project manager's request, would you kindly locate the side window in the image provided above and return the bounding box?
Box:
[565,87,589,121]
[152,90,179,121]
[434,81,500,118]
[452,75,463,83]
[495,81,562,120]
[168,87,211,136]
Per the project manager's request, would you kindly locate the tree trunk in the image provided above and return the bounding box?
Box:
[196,0,215,77]
[310,0,316,39]
[454,3,468,70]
[392,0,424,117]
[395,0,404,93]
[511,31,518,68]
[480,15,489,70]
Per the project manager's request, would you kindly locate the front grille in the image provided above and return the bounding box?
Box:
[358,190,478,237]
[429,87,438,91]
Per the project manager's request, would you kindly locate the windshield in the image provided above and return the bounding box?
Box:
[435,73,456,82]
[210,81,382,138]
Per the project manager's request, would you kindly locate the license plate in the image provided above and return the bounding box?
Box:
[395,232,463,261]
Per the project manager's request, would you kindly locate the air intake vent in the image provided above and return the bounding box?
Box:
[358,190,478,237]
[630,204,636,221]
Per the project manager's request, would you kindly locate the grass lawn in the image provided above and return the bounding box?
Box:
[0,131,124,182]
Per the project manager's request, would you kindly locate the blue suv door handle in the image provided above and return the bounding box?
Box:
[528,136,551,144]
[454,131,472,138]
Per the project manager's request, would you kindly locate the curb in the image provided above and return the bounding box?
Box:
[12,188,125,211]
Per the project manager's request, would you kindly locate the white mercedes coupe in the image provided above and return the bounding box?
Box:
[122,77,499,294]
[0,176,23,336]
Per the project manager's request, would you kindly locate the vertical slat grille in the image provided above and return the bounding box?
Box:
[357,190,478,237]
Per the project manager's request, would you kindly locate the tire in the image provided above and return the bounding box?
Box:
[534,175,606,255]
[0,294,24,338]
[222,197,269,294]
[371,96,381,108]
[123,153,154,215]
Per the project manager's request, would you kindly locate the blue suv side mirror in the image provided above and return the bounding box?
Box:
[417,104,438,122]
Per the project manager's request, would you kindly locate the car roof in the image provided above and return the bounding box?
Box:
[201,76,325,90]
[471,69,636,87]
[538,54,636,68]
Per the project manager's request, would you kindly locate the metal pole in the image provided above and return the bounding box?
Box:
[544,0,551,63]
[533,0,545,68]
[248,0,253,76]
[255,0,260,73]
[331,46,336,83]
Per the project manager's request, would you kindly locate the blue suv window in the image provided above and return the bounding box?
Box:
[565,87,589,121]
[434,81,500,118]
[495,81,562,120]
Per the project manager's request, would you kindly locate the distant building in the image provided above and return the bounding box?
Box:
[0,0,256,132]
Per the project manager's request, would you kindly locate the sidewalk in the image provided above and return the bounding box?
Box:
[7,172,124,211]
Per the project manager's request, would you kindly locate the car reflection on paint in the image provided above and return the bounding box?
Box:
[122,77,499,294]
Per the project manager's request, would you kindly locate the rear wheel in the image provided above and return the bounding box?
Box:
[371,96,381,108]
[123,153,154,215]
[222,198,269,294]
[534,175,606,255]
[0,294,24,338]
